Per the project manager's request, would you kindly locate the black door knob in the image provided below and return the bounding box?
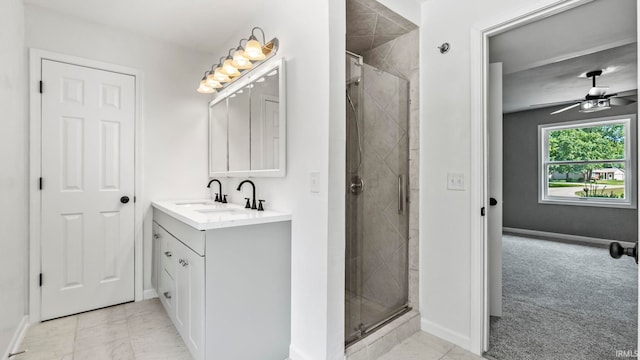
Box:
[120,196,130,204]
[609,242,638,264]
[489,197,498,206]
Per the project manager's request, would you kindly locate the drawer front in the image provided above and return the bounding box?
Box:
[158,268,175,317]
[154,208,205,256]
[157,226,176,279]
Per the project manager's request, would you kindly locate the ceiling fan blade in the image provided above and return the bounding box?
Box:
[588,86,609,96]
[530,99,582,108]
[550,102,581,115]
[610,97,635,106]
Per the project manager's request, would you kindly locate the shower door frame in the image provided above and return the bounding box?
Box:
[344,51,411,346]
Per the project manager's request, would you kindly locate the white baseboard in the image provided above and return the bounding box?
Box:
[143,289,158,300]
[289,344,309,360]
[2,316,28,360]
[503,227,635,248]
[420,317,470,351]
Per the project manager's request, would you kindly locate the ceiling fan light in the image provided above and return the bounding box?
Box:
[579,99,611,113]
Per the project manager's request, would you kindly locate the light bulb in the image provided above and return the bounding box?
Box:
[212,67,230,82]
[232,49,253,70]
[197,80,215,94]
[244,39,266,60]
[222,59,241,77]
[205,75,222,88]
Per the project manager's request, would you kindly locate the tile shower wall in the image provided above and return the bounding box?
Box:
[364,29,420,310]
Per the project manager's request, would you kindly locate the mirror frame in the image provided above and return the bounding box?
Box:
[208,58,286,178]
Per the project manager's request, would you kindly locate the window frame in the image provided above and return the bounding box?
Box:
[538,114,636,209]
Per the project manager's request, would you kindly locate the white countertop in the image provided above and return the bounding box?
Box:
[152,200,292,231]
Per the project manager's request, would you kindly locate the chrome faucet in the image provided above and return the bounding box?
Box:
[236,180,257,210]
[206,179,226,203]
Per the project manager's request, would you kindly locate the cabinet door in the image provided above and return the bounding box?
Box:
[174,241,205,360]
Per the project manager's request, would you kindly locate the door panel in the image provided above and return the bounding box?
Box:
[41,59,135,320]
[488,62,503,319]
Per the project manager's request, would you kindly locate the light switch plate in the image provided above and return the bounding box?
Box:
[310,171,320,193]
[447,172,465,191]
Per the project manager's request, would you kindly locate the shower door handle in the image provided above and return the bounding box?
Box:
[398,175,404,214]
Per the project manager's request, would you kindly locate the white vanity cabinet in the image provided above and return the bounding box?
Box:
[153,215,205,360]
[152,203,292,360]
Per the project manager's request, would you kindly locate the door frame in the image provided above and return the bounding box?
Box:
[465,0,629,353]
[28,49,145,323]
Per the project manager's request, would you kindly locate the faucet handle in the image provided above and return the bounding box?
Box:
[258,200,265,211]
[214,193,220,202]
[222,195,228,203]
[244,197,251,208]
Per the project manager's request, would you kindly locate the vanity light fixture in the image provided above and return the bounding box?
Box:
[197,71,216,94]
[232,40,253,70]
[197,26,278,94]
[222,48,242,77]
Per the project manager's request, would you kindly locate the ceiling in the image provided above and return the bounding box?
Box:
[23,0,638,114]
[23,0,269,54]
[490,0,638,114]
[346,0,417,54]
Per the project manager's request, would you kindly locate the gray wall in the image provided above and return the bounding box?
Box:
[503,103,638,243]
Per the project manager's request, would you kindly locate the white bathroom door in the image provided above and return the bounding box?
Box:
[40,59,135,320]
[488,62,503,318]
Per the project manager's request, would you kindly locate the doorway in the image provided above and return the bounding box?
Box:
[29,50,143,322]
[482,0,638,358]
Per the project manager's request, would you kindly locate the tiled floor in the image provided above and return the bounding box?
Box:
[380,332,486,360]
[14,299,484,360]
[14,299,192,360]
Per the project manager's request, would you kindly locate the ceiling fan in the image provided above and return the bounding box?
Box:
[547,69,635,115]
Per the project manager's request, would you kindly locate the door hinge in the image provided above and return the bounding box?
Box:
[481,207,486,216]
[39,81,43,94]
[39,177,43,190]
[39,273,43,287]
[134,196,136,203]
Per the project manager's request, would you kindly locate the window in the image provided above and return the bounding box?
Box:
[539,115,636,208]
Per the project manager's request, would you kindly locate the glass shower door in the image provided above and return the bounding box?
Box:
[345,51,410,345]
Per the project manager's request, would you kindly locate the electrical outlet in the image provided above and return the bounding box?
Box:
[447,172,465,191]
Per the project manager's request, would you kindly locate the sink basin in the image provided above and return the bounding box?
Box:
[174,201,215,207]
[195,208,240,214]
[152,199,291,230]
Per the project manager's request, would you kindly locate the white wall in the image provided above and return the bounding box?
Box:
[0,0,28,356]
[24,5,213,293]
[418,0,595,351]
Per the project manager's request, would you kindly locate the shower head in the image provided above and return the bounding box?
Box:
[346,77,361,87]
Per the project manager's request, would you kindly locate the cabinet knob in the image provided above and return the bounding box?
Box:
[164,251,172,258]
[163,291,172,299]
[153,233,159,239]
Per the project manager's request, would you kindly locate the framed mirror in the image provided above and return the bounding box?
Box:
[209,99,228,176]
[227,86,251,175]
[208,58,286,177]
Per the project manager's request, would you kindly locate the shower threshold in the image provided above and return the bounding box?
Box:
[345,305,411,347]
